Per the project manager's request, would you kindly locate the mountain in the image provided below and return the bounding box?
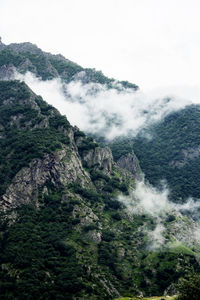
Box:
[0,80,198,299]
[133,105,200,202]
[0,41,200,299]
[107,105,200,203]
[0,39,138,90]
[0,80,137,299]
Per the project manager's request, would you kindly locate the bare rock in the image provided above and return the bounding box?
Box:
[117,152,142,180]
[86,230,102,244]
[0,65,15,80]
[1,146,91,210]
[83,147,113,174]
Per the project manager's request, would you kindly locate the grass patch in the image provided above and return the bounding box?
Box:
[168,241,196,256]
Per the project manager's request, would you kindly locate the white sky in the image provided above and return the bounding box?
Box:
[1,0,200,91]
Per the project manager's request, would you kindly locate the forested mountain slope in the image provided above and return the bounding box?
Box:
[102,104,200,203]
[132,105,200,202]
[0,80,134,299]
[1,40,200,299]
[0,81,199,299]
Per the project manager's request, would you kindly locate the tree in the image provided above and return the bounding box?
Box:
[176,272,200,300]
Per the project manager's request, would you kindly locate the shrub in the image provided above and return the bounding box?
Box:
[176,272,200,300]
[83,224,98,232]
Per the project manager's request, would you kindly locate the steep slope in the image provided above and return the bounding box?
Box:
[0,80,137,299]
[0,39,140,140]
[0,39,138,90]
[104,104,200,203]
[132,105,200,202]
[0,80,199,299]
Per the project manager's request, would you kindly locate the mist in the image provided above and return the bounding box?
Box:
[119,180,200,251]
[14,71,200,140]
[13,71,200,252]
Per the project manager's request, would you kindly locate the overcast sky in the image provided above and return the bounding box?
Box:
[1,0,200,91]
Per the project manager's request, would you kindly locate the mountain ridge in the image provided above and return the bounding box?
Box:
[0,41,200,299]
[0,39,139,90]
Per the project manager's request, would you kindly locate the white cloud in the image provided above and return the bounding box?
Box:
[119,179,200,250]
[15,71,200,139]
[118,180,170,217]
[147,221,166,250]
[119,179,200,218]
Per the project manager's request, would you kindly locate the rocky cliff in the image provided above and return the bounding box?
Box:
[117,152,142,180]
[0,43,200,300]
[0,80,150,299]
[0,80,132,212]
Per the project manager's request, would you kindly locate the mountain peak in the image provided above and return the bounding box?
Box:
[8,42,42,55]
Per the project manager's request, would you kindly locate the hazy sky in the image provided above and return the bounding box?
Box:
[1,0,200,90]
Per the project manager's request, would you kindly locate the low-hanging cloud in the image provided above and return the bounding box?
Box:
[13,71,200,252]
[14,71,200,140]
[119,180,200,217]
[119,180,200,251]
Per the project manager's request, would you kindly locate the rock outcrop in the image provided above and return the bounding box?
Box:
[83,146,114,175]
[117,152,142,180]
[1,146,91,210]
[0,80,125,211]
[0,65,15,80]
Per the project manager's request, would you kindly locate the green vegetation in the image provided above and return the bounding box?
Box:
[0,44,138,89]
[77,136,98,155]
[107,105,200,202]
[0,193,87,299]
[132,105,200,201]
[0,184,142,299]
[118,80,138,90]
[0,81,70,196]
[135,251,199,296]
[23,52,55,79]
[176,272,200,300]
[168,241,196,256]
[106,136,133,161]
[49,57,84,81]
[1,43,200,299]
[0,49,24,67]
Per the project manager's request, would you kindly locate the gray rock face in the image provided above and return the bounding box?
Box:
[83,147,113,174]
[117,152,142,180]
[0,102,122,210]
[164,283,177,296]
[0,81,134,211]
[0,42,60,80]
[85,230,102,244]
[1,146,91,210]
[0,60,37,80]
[17,58,37,74]
[7,42,42,55]
[0,65,15,80]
